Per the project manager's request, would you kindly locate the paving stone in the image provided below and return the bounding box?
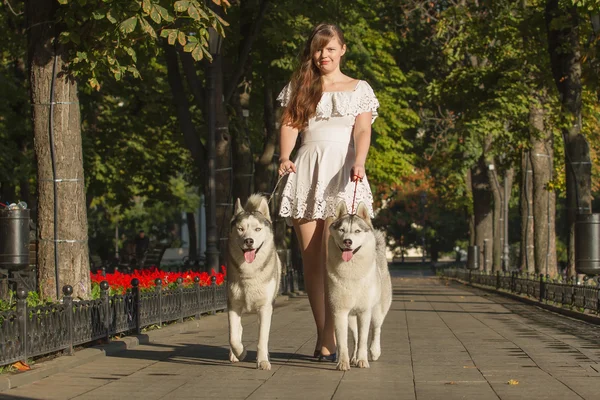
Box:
[4,275,600,399]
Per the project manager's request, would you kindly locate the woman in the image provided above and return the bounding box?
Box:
[277,23,379,361]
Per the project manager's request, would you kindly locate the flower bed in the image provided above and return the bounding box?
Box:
[90,266,226,296]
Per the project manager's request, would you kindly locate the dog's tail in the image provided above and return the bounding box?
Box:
[244,194,272,222]
[374,230,388,271]
[245,194,268,212]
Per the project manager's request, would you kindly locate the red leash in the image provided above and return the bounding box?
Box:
[350,176,360,214]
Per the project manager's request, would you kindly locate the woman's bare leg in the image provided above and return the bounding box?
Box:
[320,217,336,356]
[293,219,334,355]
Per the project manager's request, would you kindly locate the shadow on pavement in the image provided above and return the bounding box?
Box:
[104,342,336,371]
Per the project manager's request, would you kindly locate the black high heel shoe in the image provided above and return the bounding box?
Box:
[314,349,321,358]
[318,352,337,362]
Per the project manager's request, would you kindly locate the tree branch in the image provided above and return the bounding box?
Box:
[178,49,206,113]
[164,42,206,169]
[224,0,270,104]
[4,0,23,16]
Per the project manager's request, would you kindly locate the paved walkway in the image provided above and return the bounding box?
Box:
[3,271,600,400]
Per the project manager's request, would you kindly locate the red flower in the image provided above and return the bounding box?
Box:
[90,266,227,295]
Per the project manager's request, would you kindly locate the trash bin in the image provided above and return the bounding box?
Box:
[0,208,30,269]
[467,245,479,270]
[575,213,600,276]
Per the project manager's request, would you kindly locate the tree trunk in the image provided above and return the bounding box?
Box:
[26,0,90,300]
[228,0,271,203]
[213,54,232,264]
[230,95,254,203]
[530,95,558,277]
[520,150,535,273]
[471,154,493,272]
[164,44,206,172]
[503,167,514,269]
[186,212,198,261]
[487,159,503,273]
[592,14,600,102]
[465,167,475,247]
[546,0,591,278]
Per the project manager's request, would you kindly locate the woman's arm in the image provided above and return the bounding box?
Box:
[278,124,299,175]
[351,112,373,181]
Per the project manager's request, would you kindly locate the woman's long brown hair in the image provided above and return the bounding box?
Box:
[281,24,346,130]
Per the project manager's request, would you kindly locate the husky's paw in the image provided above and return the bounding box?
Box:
[369,347,381,361]
[356,359,370,369]
[336,360,351,371]
[350,356,358,366]
[257,360,271,370]
[229,349,239,363]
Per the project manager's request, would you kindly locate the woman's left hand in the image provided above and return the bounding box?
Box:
[351,164,366,182]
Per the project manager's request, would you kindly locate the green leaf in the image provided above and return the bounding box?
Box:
[183,42,196,53]
[106,10,117,24]
[191,44,203,61]
[178,31,186,46]
[58,31,70,44]
[139,16,157,39]
[70,32,81,45]
[142,0,152,14]
[124,47,137,63]
[57,0,69,4]
[174,0,190,12]
[216,23,225,37]
[155,5,173,22]
[150,6,162,24]
[88,77,100,91]
[196,5,209,20]
[92,11,105,20]
[119,16,138,34]
[168,30,178,45]
[127,66,140,78]
[214,12,229,27]
[187,5,200,20]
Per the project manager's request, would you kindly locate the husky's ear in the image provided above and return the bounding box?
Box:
[356,202,372,227]
[233,198,244,216]
[335,201,348,219]
[257,196,272,222]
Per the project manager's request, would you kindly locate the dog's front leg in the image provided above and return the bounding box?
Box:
[356,310,372,368]
[334,311,350,371]
[349,315,358,365]
[256,304,273,370]
[228,308,247,363]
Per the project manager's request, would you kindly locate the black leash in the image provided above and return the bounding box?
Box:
[265,171,289,205]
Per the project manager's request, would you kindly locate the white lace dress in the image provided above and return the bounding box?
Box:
[277,80,379,222]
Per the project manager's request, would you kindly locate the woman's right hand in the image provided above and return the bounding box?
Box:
[278,158,296,176]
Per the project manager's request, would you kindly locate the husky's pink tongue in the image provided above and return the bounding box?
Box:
[342,249,353,262]
[244,249,257,263]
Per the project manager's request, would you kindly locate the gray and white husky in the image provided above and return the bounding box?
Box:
[326,201,392,371]
[227,194,282,370]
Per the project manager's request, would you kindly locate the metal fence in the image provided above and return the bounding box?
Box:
[441,268,600,314]
[0,276,227,367]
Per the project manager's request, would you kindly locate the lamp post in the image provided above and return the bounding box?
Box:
[205,28,222,273]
